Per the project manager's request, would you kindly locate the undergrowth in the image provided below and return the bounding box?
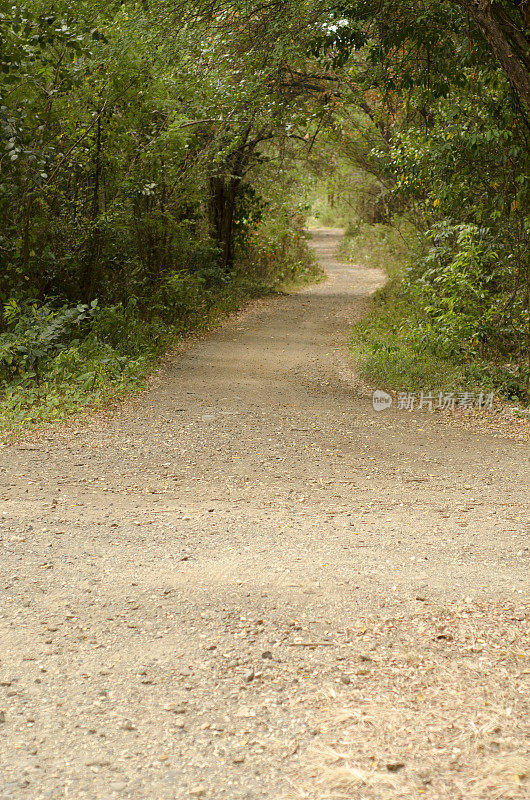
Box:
[0,230,320,433]
[347,221,530,405]
[339,219,416,277]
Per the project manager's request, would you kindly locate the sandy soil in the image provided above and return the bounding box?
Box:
[0,229,528,800]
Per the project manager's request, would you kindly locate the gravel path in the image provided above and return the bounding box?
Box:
[1,229,528,799]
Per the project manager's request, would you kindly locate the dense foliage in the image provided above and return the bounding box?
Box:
[321,0,530,400]
[0,0,324,423]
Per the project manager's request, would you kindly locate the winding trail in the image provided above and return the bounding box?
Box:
[1,229,529,799]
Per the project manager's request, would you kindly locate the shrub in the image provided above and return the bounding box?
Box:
[0,299,99,384]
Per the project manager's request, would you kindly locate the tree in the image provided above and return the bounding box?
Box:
[455,0,530,110]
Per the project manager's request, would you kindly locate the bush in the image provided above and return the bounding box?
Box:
[0,214,321,431]
[347,223,530,404]
[0,299,99,384]
[238,208,320,287]
[405,223,528,361]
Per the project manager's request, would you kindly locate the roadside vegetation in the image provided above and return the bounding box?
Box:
[0,0,321,431]
[346,220,530,405]
[0,217,317,430]
[308,16,530,406]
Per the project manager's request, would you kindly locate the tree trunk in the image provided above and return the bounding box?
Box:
[81,114,103,301]
[208,138,255,269]
[456,0,530,110]
[208,174,238,270]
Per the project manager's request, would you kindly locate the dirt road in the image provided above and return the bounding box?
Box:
[1,229,529,799]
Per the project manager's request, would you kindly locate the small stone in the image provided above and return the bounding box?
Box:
[0,710,5,724]
[164,704,187,714]
[261,651,272,660]
[190,785,206,796]
[211,723,224,732]
[232,755,245,764]
[245,669,255,683]
[120,720,136,731]
[340,675,351,685]
[386,762,405,773]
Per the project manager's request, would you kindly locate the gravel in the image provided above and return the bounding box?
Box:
[0,229,528,799]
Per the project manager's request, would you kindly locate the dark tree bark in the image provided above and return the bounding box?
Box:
[81,113,103,301]
[208,174,239,269]
[207,128,257,270]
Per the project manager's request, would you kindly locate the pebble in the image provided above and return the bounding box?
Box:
[261,651,272,660]
[164,704,187,714]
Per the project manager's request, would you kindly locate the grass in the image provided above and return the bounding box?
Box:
[350,277,508,395]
